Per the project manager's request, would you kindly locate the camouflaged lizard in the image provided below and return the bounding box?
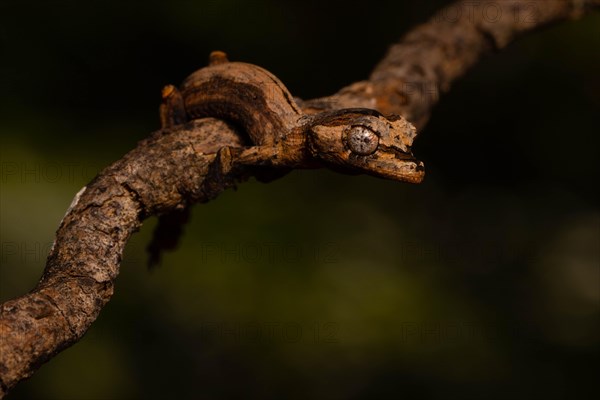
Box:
[147,51,424,266]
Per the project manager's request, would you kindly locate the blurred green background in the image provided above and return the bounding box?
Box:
[1,1,598,399]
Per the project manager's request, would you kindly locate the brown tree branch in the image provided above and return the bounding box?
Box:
[304,0,599,129]
[0,0,597,397]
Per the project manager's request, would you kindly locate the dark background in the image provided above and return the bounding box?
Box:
[1,1,598,399]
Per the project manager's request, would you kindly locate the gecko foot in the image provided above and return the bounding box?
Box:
[209,50,229,66]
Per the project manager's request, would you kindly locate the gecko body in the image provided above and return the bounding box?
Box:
[148,51,424,266]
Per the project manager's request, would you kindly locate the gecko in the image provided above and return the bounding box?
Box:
[147,51,424,267]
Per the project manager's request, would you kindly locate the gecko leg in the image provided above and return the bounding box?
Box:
[159,84,187,128]
[147,84,190,268]
[146,207,191,269]
[228,145,293,182]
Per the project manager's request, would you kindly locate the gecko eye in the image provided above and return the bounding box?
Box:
[345,125,379,156]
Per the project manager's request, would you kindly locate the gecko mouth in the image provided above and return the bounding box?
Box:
[361,149,425,183]
[368,159,425,183]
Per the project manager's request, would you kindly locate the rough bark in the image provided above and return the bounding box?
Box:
[305,0,599,129]
[0,0,597,397]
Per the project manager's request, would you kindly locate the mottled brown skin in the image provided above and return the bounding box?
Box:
[163,51,424,180]
[149,52,424,265]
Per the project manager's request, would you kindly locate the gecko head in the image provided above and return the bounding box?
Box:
[307,109,425,183]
